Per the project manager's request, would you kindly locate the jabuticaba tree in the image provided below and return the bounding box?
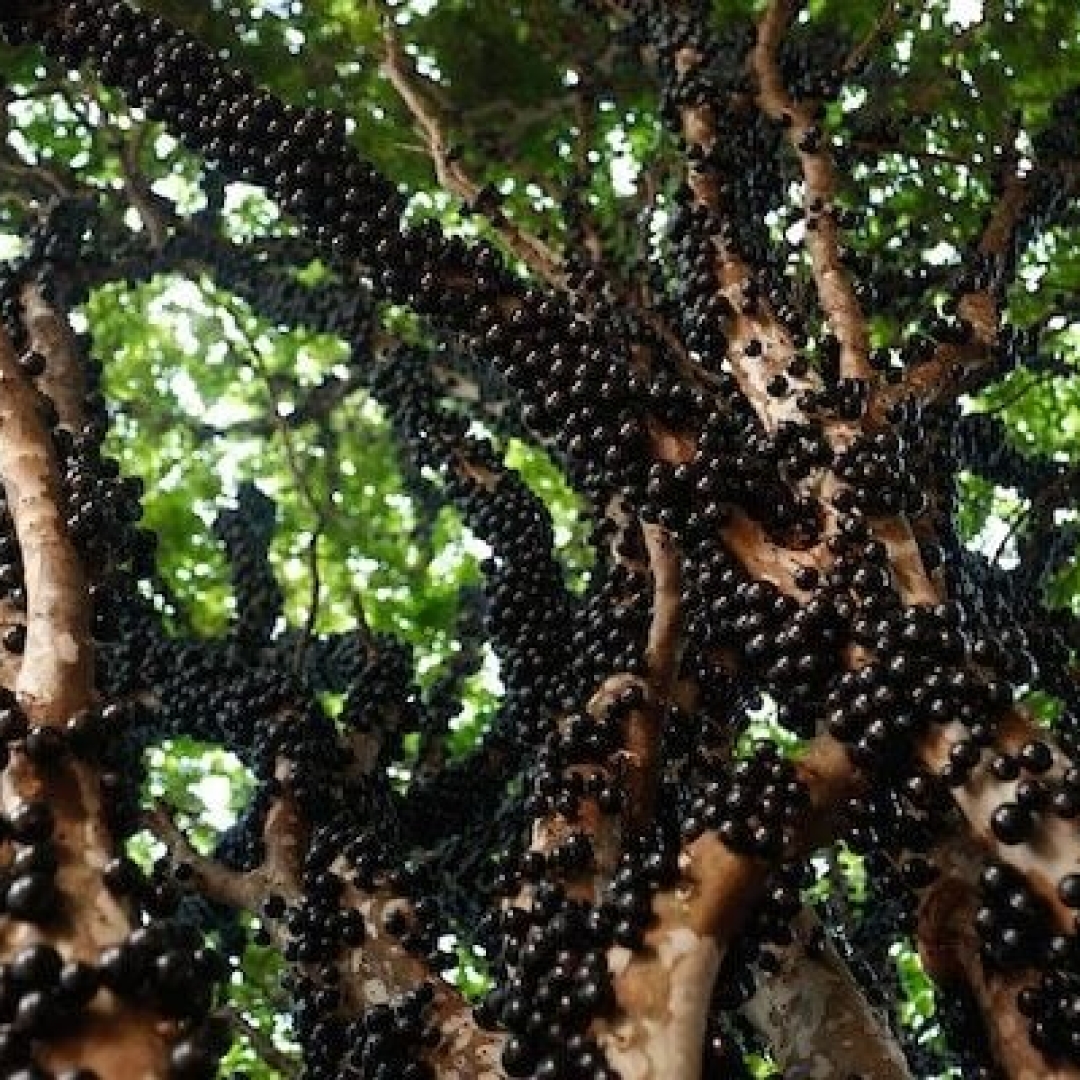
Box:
[0,0,1077,1077]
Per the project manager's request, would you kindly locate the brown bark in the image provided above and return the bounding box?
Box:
[594,737,863,1077]
[147,749,508,1076]
[673,43,822,433]
[0,310,174,1076]
[752,0,874,385]
[743,908,913,1080]
[0,313,92,717]
[381,29,566,290]
[623,522,682,827]
[919,845,1076,1080]
[872,172,1032,420]
[22,283,90,432]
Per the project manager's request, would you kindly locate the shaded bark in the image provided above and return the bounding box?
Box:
[743,909,913,1080]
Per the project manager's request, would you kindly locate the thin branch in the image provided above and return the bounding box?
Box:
[115,126,174,249]
[876,172,1032,415]
[232,314,327,670]
[380,24,566,288]
[144,802,276,910]
[222,1005,299,1076]
[753,0,874,384]
[842,1,900,75]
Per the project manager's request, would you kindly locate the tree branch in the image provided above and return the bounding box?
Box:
[145,802,273,910]
[0,300,173,1078]
[622,522,681,828]
[222,1004,299,1076]
[0,293,92,716]
[594,736,862,1078]
[877,172,1031,417]
[149,793,508,1077]
[743,907,914,1080]
[752,0,874,384]
[381,25,566,289]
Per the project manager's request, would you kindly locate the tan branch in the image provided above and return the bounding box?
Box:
[21,283,89,432]
[870,515,1080,940]
[622,522,682,827]
[144,803,276,910]
[922,709,1080,938]
[594,736,862,1078]
[743,907,914,1080]
[642,523,682,694]
[753,0,874,384]
[876,173,1032,416]
[0,308,172,1078]
[673,45,821,434]
[0,299,91,718]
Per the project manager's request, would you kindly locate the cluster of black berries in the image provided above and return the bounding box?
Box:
[681,743,808,857]
[212,483,284,648]
[373,346,574,717]
[10,0,698,517]
[0,788,60,925]
[327,983,437,1080]
[0,705,227,1080]
[976,860,1080,1058]
[5,0,1080,1075]
[479,886,619,1080]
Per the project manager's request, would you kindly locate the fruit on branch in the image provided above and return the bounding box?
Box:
[0,0,1079,1077]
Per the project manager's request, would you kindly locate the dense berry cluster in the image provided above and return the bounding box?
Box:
[1,0,1079,1077]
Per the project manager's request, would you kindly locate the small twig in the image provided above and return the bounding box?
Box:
[989,460,1079,567]
[115,130,174,249]
[380,23,566,287]
[300,526,321,657]
[842,1,900,76]
[222,1005,299,1076]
